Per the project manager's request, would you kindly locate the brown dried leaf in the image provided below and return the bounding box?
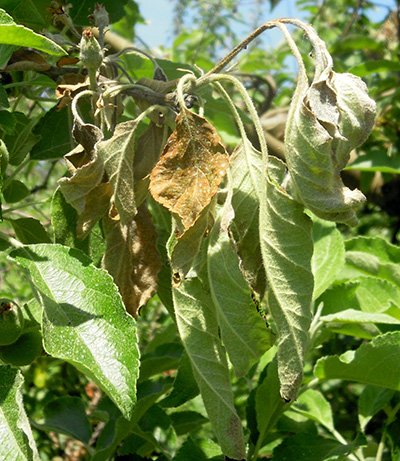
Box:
[6,49,51,71]
[56,74,88,111]
[149,107,229,230]
[102,205,162,317]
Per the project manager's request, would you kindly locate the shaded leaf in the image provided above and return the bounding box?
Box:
[97,119,140,223]
[291,389,334,432]
[2,178,30,203]
[0,83,9,108]
[35,396,92,445]
[149,107,229,230]
[358,385,395,432]
[260,156,314,401]
[0,365,40,461]
[9,244,140,419]
[171,412,208,436]
[10,217,51,244]
[314,331,400,390]
[102,204,162,317]
[172,277,246,460]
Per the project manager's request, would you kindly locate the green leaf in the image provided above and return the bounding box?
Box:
[345,150,400,174]
[259,157,314,401]
[207,204,272,377]
[9,244,140,419]
[6,0,45,31]
[159,351,199,408]
[0,109,16,134]
[174,436,209,461]
[138,342,182,382]
[358,385,394,432]
[340,236,400,287]
[311,216,345,300]
[10,217,51,244]
[272,432,352,461]
[349,59,400,77]
[2,112,40,166]
[170,411,208,436]
[291,389,334,432]
[332,34,385,53]
[0,365,40,461]
[2,178,29,203]
[34,396,92,445]
[172,277,246,460]
[0,23,66,55]
[69,0,130,26]
[314,331,400,390]
[30,107,73,160]
[0,8,18,68]
[320,277,400,316]
[0,83,9,108]
[255,357,286,446]
[321,309,400,326]
[97,119,139,224]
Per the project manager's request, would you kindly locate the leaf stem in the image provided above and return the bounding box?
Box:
[376,401,400,461]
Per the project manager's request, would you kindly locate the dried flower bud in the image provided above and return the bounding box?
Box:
[79,29,103,71]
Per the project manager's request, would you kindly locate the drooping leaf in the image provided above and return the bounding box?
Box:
[58,121,104,214]
[282,19,376,226]
[259,156,314,401]
[97,119,139,224]
[230,142,266,300]
[0,365,40,461]
[149,107,229,230]
[311,215,345,300]
[314,331,400,390]
[172,277,246,460]
[9,244,140,419]
[207,203,272,377]
[102,204,162,317]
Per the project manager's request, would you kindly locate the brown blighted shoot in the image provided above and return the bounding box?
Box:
[149,107,229,230]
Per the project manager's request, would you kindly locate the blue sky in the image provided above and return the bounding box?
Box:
[135,0,396,49]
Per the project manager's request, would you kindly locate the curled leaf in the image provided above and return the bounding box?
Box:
[282,19,376,226]
[149,107,229,230]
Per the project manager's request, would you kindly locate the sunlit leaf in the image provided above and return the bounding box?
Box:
[9,244,140,419]
[0,366,40,461]
[149,107,229,230]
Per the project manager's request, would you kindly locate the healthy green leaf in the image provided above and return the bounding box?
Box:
[291,389,335,432]
[0,365,40,461]
[349,59,400,77]
[340,236,400,287]
[345,150,400,174]
[0,8,18,68]
[34,396,92,446]
[9,244,140,419]
[10,217,52,244]
[0,83,9,108]
[208,204,272,377]
[358,385,395,432]
[259,156,314,401]
[31,107,73,160]
[2,178,29,203]
[315,331,400,390]
[0,23,66,56]
[172,277,246,460]
[311,216,345,300]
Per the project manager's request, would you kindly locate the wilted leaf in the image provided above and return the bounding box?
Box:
[102,204,162,317]
[149,107,229,230]
[134,122,167,181]
[58,121,104,214]
[282,19,376,226]
[97,120,139,223]
[5,48,50,71]
[260,157,314,402]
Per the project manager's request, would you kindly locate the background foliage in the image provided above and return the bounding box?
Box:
[0,0,400,460]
